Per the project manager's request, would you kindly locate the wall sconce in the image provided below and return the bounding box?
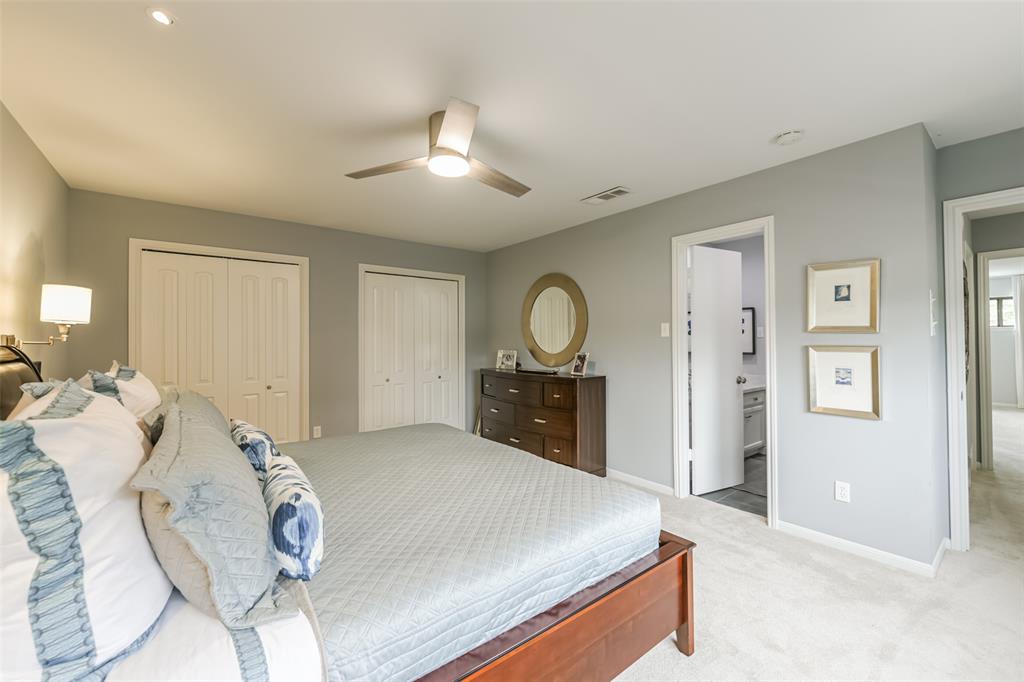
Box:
[1,284,92,348]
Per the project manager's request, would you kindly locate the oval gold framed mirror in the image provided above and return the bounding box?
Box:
[521,273,588,367]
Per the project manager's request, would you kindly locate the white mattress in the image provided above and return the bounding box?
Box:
[284,423,661,682]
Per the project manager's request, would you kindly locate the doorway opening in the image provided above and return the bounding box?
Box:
[942,187,1024,552]
[671,216,777,526]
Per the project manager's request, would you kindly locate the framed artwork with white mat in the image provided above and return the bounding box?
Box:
[807,258,880,332]
[808,345,880,420]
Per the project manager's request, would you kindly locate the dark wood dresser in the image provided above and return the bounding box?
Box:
[479,369,606,476]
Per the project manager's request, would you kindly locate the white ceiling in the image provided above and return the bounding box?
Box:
[990,257,1024,278]
[2,2,1022,252]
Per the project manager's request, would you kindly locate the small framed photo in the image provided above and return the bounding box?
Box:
[496,349,517,371]
[569,352,590,377]
[808,345,880,420]
[807,258,880,332]
[740,307,756,355]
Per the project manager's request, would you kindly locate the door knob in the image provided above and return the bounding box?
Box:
[385,378,390,383]
[736,376,747,384]
[266,385,271,390]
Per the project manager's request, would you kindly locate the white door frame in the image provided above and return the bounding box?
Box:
[977,246,1024,471]
[671,215,778,528]
[128,238,311,439]
[357,264,466,432]
[942,186,1024,551]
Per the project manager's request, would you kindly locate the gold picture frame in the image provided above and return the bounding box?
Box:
[807,258,880,332]
[808,345,880,420]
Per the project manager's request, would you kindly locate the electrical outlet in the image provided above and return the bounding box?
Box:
[313,425,322,439]
[660,322,671,338]
[834,480,851,503]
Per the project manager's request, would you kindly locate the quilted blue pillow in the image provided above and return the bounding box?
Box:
[263,455,324,581]
[229,419,280,483]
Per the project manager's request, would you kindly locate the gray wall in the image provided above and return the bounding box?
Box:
[487,125,948,563]
[65,190,488,437]
[937,127,1024,202]
[972,212,1024,254]
[1,104,71,379]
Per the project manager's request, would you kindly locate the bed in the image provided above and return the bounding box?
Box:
[0,346,695,681]
[284,423,694,681]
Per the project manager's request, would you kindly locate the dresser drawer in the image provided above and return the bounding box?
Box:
[480,418,507,442]
[481,396,515,425]
[502,428,544,456]
[516,405,575,440]
[544,438,575,467]
[543,383,575,409]
[743,389,765,408]
[491,376,542,406]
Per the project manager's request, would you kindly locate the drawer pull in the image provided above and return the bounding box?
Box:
[489,408,499,413]
[553,448,561,454]
[508,388,520,394]
[484,428,492,433]
[533,418,547,424]
[484,384,492,388]
[552,393,561,398]
[509,437,521,444]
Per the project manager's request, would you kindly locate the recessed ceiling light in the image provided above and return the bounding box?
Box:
[147,8,175,26]
[773,130,804,146]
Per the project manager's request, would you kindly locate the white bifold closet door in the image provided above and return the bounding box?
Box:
[362,273,459,431]
[140,251,230,410]
[227,260,301,443]
[138,250,301,442]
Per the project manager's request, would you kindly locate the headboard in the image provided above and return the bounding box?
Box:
[0,345,44,420]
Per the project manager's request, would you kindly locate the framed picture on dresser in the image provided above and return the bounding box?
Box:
[570,352,589,377]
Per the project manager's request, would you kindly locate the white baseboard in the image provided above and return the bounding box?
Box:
[606,468,675,497]
[992,402,1021,409]
[776,521,949,578]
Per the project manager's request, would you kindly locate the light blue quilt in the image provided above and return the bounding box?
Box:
[283,423,661,682]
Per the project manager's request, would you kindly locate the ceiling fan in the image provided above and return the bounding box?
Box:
[346,98,531,198]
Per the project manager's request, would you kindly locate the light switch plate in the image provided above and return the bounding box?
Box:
[660,322,671,338]
[757,326,765,338]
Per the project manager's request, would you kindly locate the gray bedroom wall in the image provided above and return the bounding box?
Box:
[1,103,71,379]
[937,127,1024,202]
[487,124,947,563]
[65,190,488,436]
[972,212,1024,254]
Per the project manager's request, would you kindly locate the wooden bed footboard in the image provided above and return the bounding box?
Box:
[422,530,695,681]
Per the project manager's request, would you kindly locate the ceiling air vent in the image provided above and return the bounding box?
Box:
[580,186,631,205]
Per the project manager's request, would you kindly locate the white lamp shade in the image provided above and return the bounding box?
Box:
[39,285,92,325]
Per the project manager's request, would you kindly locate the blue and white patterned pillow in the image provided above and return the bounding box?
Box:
[1,380,172,680]
[78,362,161,418]
[229,419,281,482]
[263,456,324,581]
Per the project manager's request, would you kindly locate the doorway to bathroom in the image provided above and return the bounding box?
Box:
[671,216,777,525]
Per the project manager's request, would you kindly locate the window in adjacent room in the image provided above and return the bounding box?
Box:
[989,296,1015,327]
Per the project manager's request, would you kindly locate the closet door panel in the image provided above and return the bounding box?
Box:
[362,273,415,431]
[414,278,459,427]
[140,251,228,409]
[228,261,266,431]
[264,263,301,442]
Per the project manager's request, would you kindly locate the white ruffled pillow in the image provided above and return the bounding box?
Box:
[0,380,172,680]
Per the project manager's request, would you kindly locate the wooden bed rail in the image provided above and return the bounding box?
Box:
[422,530,695,681]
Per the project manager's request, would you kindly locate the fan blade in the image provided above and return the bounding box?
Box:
[468,158,531,197]
[436,98,479,156]
[346,156,428,179]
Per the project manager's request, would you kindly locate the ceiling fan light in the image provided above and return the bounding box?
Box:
[428,154,470,178]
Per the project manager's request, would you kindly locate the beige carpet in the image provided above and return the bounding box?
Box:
[618,407,1024,681]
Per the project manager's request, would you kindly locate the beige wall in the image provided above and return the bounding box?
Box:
[1,104,71,378]
[66,190,489,438]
